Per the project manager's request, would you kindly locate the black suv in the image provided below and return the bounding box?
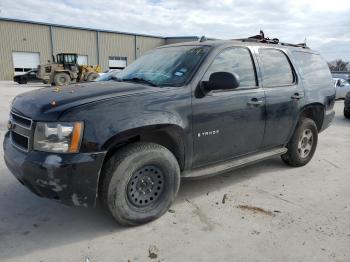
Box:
[13,69,41,84]
[4,37,335,225]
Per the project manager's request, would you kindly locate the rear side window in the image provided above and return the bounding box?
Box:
[203,47,257,88]
[259,49,294,87]
[292,51,331,85]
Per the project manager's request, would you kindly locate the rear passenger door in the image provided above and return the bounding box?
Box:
[192,46,266,168]
[257,48,304,148]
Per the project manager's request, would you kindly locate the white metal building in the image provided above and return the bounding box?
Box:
[0,17,199,80]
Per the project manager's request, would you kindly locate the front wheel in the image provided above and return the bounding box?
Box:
[100,142,180,226]
[281,118,318,167]
[86,72,99,81]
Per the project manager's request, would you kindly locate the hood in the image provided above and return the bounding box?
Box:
[11,81,157,121]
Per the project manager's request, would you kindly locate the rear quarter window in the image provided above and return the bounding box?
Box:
[292,51,332,85]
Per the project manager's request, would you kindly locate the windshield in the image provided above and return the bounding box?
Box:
[107,45,209,87]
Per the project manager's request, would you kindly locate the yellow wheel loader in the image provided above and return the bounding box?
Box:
[37,53,101,85]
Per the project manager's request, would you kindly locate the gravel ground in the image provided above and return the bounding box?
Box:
[0,81,349,262]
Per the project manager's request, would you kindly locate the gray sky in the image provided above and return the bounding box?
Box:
[1,0,349,61]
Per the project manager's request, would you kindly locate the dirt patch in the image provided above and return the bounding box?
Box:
[222,194,228,204]
[236,205,275,217]
[148,245,159,259]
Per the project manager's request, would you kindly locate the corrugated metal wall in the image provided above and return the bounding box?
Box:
[0,21,51,80]
[165,37,199,45]
[98,32,136,70]
[0,19,192,80]
[52,27,98,65]
[136,36,165,58]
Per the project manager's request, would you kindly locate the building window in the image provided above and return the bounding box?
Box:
[109,56,127,70]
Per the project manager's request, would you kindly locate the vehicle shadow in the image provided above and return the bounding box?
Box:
[332,113,349,127]
[0,157,288,260]
[178,157,288,202]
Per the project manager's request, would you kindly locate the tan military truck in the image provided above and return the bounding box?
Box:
[37,53,101,85]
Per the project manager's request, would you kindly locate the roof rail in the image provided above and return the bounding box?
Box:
[234,30,309,49]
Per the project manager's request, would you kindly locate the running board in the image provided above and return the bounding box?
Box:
[182,147,288,179]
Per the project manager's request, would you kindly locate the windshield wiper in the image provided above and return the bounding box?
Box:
[122,77,158,87]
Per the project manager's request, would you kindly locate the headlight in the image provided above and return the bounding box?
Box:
[34,122,83,153]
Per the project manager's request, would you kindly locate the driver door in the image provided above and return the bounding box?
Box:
[191,47,266,168]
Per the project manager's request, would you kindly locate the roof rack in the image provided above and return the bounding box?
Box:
[234,30,309,49]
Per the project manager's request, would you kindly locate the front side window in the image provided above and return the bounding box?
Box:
[203,47,257,88]
[259,49,294,87]
[114,45,210,87]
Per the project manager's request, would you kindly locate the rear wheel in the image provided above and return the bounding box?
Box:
[100,142,180,226]
[281,118,318,167]
[344,108,350,119]
[54,72,70,85]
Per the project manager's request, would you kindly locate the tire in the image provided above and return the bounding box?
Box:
[100,142,180,226]
[19,78,27,84]
[86,73,99,81]
[281,118,318,167]
[344,108,350,119]
[54,72,70,85]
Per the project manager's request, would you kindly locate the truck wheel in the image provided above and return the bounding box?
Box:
[54,73,70,85]
[86,73,99,81]
[100,142,180,226]
[19,78,27,84]
[281,118,318,167]
[344,108,350,119]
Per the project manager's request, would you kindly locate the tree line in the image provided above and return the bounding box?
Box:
[328,59,349,72]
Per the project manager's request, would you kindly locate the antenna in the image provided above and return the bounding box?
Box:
[199,36,207,42]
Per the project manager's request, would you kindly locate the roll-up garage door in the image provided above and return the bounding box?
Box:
[77,55,88,65]
[12,52,40,75]
[109,56,127,69]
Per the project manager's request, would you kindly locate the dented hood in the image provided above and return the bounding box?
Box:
[11,81,156,121]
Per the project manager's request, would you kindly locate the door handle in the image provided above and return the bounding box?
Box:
[291,93,304,100]
[247,97,264,106]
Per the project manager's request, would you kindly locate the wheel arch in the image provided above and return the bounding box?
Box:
[54,70,74,79]
[101,124,187,171]
[298,103,325,132]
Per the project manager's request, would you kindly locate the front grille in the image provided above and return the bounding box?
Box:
[11,112,32,129]
[11,131,29,150]
[10,111,33,152]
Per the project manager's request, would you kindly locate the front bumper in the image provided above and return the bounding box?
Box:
[3,132,106,207]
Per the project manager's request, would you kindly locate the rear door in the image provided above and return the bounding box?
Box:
[191,46,266,168]
[257,48,304,148]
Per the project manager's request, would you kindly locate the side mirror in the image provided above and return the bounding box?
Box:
[206,72,240,91]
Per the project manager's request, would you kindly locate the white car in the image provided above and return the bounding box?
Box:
[95,69,122,81]
[334,78,350,99]
[98,69,122,76]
